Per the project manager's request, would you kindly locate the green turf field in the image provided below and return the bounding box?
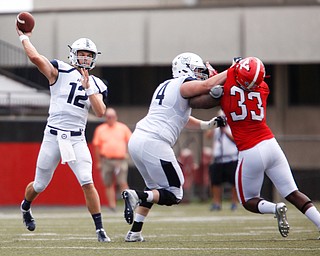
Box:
[0,202,319,256]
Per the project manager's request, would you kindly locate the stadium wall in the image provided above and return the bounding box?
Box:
[1,119,320,206]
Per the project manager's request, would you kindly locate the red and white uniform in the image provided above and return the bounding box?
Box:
[220,67,297,204]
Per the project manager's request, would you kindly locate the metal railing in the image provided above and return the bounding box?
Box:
[0,39,29,68]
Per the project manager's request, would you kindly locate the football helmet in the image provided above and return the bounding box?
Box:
[68,38,100,70]
[234,57,265,91]
[172,52,208,80]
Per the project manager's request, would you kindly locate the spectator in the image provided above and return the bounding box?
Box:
[207,110,238,211]
[93,108,132,212]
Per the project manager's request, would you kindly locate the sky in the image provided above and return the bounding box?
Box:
[0,0,33,13]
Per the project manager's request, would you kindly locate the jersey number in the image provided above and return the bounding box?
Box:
[230,86,264,121]
[155,81,170,105]
[67,82,88,109]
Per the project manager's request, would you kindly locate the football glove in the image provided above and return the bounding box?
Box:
[209,85,224,99]
[200,116,226,130]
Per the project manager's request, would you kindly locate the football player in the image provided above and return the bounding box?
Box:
[16,25,110,242]
[189,57,320,238]
[121,52,227,242]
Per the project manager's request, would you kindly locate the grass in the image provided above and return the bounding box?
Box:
[0,202,319,256]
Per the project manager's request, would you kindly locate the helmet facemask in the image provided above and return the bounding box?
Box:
[194,67,209,80]
[73,50,96,70]
[68,38,100,70]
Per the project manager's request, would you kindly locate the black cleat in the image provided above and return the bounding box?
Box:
[21,206,36,231]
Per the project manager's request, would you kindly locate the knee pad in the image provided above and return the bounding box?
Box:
[139,201,154,209]
[157,189,181,206]
[33,180,47,193]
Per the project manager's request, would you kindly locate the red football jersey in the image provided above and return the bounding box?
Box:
[220,67,274,151]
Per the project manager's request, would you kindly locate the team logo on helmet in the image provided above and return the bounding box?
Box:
[235,57,265,91]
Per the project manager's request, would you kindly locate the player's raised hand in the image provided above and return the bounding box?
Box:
[80,68,90,89]
[205,61,218,77]
[16,24,32,37]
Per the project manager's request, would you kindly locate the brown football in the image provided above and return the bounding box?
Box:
[16,12,35,33]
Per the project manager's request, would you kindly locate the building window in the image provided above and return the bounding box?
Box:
[288,64,320,106]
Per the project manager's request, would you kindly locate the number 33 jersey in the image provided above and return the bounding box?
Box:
[47,60,108,131]
[135,76,193,147]
[220,67,274,151]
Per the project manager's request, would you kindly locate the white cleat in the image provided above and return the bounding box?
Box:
[96,228,111,242]
[122,189,140,225]
[275,202,290,237]
[125,231,144,242]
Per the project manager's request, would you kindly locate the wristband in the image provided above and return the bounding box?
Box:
[85,87,95,96]
[200,121,210,130]
[19,35,29,42]
[200,118,218,130]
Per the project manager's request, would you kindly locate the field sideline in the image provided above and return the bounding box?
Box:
[0,202,319,256]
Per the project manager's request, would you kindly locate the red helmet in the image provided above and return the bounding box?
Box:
[234,57,265,90]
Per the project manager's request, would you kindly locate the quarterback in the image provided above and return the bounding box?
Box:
[16,24,110,242]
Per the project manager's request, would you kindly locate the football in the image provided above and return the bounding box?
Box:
[16,12,35,33]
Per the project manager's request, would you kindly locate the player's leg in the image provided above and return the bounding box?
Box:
[235,148,266,213]
[70,139,110,242]
[267,139,320,235]
[123,136,184,241]
[21,134,60,231]
[101,158,117,210]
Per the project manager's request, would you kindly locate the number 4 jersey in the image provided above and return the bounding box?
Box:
[135,76,193,147]
[220,67,274,151]
[47,60,108,131]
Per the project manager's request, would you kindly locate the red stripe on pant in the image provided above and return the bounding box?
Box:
[237,159,246,204]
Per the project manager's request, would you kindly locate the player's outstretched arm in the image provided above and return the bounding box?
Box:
[189,94,220,109]
[16,26,57,84]
[180,70,227,98]
[185,115,226,129]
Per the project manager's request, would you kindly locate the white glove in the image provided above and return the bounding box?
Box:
[200,116,226,130]
[209,85,224,99]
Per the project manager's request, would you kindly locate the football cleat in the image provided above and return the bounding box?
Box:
[210,204,221,211]
[96,228,111,242]
[122,189,140,225]
[21,203,36,231]
[125,231,145,242]
[275,202,290,237]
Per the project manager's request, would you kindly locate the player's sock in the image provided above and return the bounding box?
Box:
[257,200,276,214]
[131,213,145,232]
[21,198,32,211]
[92,213,103,230]
[305,206,320,230]
[131,222,144,232]
[145,191,154,202]
[136,191,148,202]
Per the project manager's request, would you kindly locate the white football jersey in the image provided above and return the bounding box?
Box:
[47,60,107,131]
[135,76,193,146]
